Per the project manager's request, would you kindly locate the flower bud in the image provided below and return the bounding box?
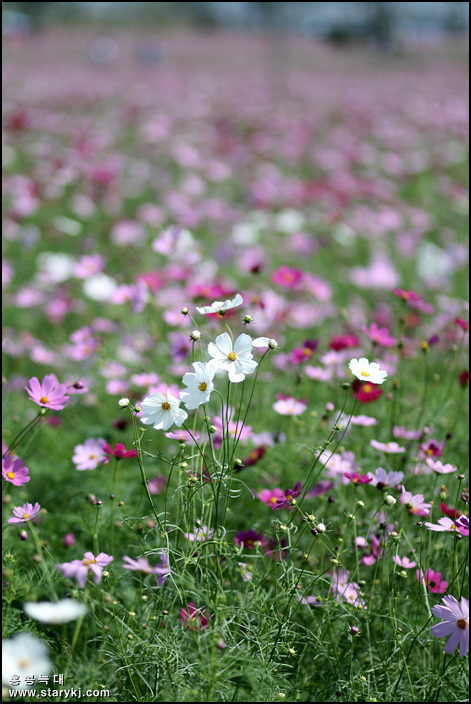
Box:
[268,339,278,350]
[350,626,359,636]
[317,523,326,532]
[181,307,189,315]
[19,531,28,541]
[190,330,201,341]
[384,495,396,506]
[243,315,253,324]
[118,397,130,408]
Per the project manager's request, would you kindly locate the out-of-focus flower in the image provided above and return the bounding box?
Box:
[370,440,405,454]
[426,459,457,474]
[367,467,404,489]
[352,379,383,403]
[2,632,53,687]
[196,293,243,315]
[345,472,372,485]
[257,488,285,506]
[184,525,214,542]
[392,555,417,569]
[273,395,307,416]
[362,323,396,347]
[57,552,113,588]
[431,595,469,656]
[24,599,87,624]
[234,530,267,549]
[72,438,108,470]
[424,517,465,534]
[122,551,170,585]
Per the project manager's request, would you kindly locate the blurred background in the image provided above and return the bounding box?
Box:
[3,2,470,50]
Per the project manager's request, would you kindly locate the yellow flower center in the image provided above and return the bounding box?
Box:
[161,401,171,410]
[270,497,278,503]
[90,454,96,459]
[457,618,467,629]
[198,382,207,391]
[361,371,370,377]
[363,384,372,393]
[303,348,312,356]
[7,471,15,479]
[40,396,49,404]
[82,558,97,566]
[227,352,237,361]
[19,658,32,669]
[22,512,30,519]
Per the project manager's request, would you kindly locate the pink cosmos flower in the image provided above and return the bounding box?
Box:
[350,415,378,426]
[425,459,457,474]
[400,489,431,516]
[367,467,404,489]
[273,482,303,510]
[8,502,41,523]
[331,569,367,609]
[57,551,113,588]
[356,534,384,566]
[431,595,469,656]
[184,525,214,542]
[147,475,166,495]
[424,517,465,533]
[180,603,210,631]
[72,438,108,471]
[393,426,423,440]
[102,442,137,459]
[122,551,170,586]
[417,568,448,594]
[419,439,445,460]
[74,254,105,279]
[2,455,30,486]
[273,395,307,416]
[393,555,417,569]
[257,488,285,507]
[370,440,405,454]
[362,323,396,348]
[25,374,69,411]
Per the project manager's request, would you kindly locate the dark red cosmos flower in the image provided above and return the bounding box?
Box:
[273,481,303,510]
[234,446,266,471]
[102,442,137,459]
[329,333,360,351]
[352,379,383,404]
[459,371,469,387]
[440,502,463,519]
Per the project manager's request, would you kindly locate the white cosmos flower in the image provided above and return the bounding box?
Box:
[140,389,188,431]
[196,293,243,315]
[82,273,117,302]
[2,632,53,687]
[208,332,258,383]
[348,358,388,385]
[180,362,216,410]
[24,599,88,624]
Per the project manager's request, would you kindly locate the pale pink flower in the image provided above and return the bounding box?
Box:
[25,374,69,411]
[392,555,417,569]
[426,459,457,475]
[8,502,41,524]
[273,395,307,416]
[400,489,431,516]
[370,440,405,454]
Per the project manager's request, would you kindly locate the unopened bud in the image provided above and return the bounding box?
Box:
[118,397,130,408]
[317,523,326,532]
[190,330,201,341]
[384,495,396,506]
[350,626,359,635]
[268,338,278,350]
[181,307,189,315]
[243,315,253,324]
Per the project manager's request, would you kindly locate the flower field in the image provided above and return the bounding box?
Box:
[2,29,469,702]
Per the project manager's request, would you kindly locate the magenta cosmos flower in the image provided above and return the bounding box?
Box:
[361,323,396,348]
[2,455,30,486]
[257,488,285,507]
[345,472,372,485]
[8,502,41,523]
[273,481,303,510]
[57,551,113,588]
[102,442,137,459]
[417,568,448,594]
[180,603,210,631]
[25,374,69,410]
[431,595,469,656]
